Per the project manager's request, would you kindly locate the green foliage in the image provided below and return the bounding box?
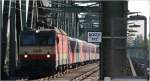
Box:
[133,35,144,47]
[128,34,149,59]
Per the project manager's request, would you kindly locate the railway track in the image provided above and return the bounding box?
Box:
[71,65,99,81]
[16,62,99,81]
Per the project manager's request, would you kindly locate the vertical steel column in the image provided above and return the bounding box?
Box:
[1,0,10,79]
[65,0,69,35]
[16,1,21,33]
[32,0,38,29]
[61,12,64,30]
[69,12,71,37]
[21,0,26,30]
[71,0,74,38]
[15,0,21,69]
[16,0,26,68]
[76,14,79,38]
[9,0,17,78]
[0,0,2,79]
[27,0,33,29]
[56,0,60,28]
[65,12,68,35]
[61,0,64,29]
[73,13,76,38]
[64,11,67,32]
[67,13,69,35]
[144,18,148,71]
[101,1,128,79]
[143,17,148,77]
[58,12,60,28]
[64,0,67,32]
[74,12,76,37]
[76,13,79,38]
[51,0,57,27]
[56,12,59,27]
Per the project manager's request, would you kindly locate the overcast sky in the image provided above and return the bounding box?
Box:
[128,0,150,37]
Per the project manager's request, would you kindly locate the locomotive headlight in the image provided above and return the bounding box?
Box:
[24,54,28,58]
[46,54,51,58]
[36,30,40,33]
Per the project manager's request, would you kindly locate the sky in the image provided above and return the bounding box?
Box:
[128,0,150,38]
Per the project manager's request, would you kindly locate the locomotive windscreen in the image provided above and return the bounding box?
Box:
[20,31,55,46]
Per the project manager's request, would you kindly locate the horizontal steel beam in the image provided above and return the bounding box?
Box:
[128,15,146,20]
[39,6,102,12]
[127,47,147,49]
[72,1,100,3]
[80,28,100,31]
[102,36,127,39]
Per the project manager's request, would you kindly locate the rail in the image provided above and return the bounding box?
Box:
[127,55,137,77]
[71,65,99,81]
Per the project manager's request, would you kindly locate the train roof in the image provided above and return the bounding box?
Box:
[68,36,97,47]
[68,37,89,44]
[75,39,83,43]
[21,27,67,35]
[36,27,67,35]
[68,37,77,41]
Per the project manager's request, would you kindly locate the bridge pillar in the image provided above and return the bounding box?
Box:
[0,0,2,80]
[100,1,128,79]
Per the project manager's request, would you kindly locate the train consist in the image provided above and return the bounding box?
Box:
[18,27,99,75]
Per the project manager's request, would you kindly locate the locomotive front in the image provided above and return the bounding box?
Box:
[18,29,56,72]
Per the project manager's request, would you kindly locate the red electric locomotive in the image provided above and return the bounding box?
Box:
[18,27,99,75]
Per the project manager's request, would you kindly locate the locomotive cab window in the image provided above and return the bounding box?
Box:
[37,31,55,46]
[20,33,36,46]
[20,31,55,46]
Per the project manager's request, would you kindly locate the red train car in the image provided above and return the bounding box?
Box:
[18,27,99,75]
[19,28,68,72]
